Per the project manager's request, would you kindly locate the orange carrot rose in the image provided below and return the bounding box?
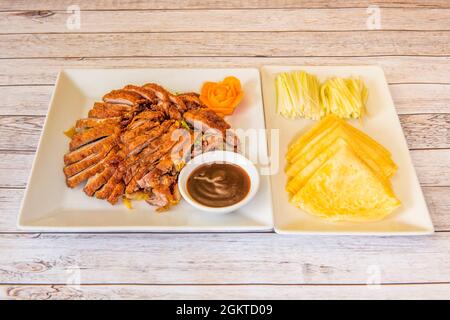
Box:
[200,76,244,115]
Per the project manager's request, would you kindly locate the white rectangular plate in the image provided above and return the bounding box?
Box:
[18,68,273,232]
[261,65,434,235]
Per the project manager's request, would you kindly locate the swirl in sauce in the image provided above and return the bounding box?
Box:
[186,162,250,208]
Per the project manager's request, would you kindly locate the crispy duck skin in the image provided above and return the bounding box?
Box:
[95,169,122,200]
[66,148,117,188]
[177,92,206,109]
[94,102,134,112]
[102,89,143,106]
[121,120,160,144]
[88,103,129,119]
[123,85,157,102]
[121,120,178,167]
[143,83,170,102]
[75,117,121,130]
[63,143,113,178]
[64,135,117,165]
[134,128,181,167]
[107,182,125,204]
[183,108,230,134]
[123,134,156,157]
[183,108,240,149]
[128,110,165,127]
[168,94,187,112]
[125,166,149,194]
[69,124,119,151]
[83,166,115,196]
[124,129,183,195]
[123,120,177,158]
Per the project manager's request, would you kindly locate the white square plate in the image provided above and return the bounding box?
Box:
[18,68,273,232]
[261,66,434,235]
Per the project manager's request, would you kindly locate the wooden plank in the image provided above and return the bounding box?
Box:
[0,31,448,58]
[0,86,53,115]
[1,0,448,10]
[1,84,449,116]
[423,187,450,231]
[411,149,450,186]
[390,83,450,114]
[7,186,450,233]
[0,113,447,151]
[400,114,450,150]
[2,9,450,33]
[1,283,449,300]
[0,152,34,188]
[0,116,44,150]
[0,232,448,284]
[1,149,448,189]
[2,57,450,86]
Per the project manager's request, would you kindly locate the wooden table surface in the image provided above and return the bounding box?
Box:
[0,0,449,300]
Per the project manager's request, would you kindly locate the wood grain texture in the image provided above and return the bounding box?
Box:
[0,233,448,285]
[1,31,449,58]
[2,283,449,300]
[2,9,450,33]
[5,186,450,233]
[401,114,450,149]
[1,0,448,10]
[0,113,446,151]
[1,84,449,116]
[0,150,448,190]
[2,57,450,86]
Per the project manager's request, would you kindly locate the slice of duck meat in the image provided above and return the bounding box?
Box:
[155,156,175,174]
[102,89,143,106]
[64,135,117,165]
[127,110,165,129]
[183,108,239,149]
[123,133,156,157]
[75,117,121,130]
[88,102,133,119]
[66,148,117,188]
[125,165,150,194]
[122,120,178,166]
[138,137,181,168]
[183,108,230,134]
[95,168,122,200]
[132,109,165,122]
[146,189,170,209]
[177,92,206,110]
[63,142,114,178]
[157,130,194,171]
[83,166,115,196]
[95,102,134,113]
[166,104,182,120]
[107,181,125,204]
[123,120,177,157]
[142,83,170,102]
[121,120,160,144]
[146,180,179,210]
[138,168,170,190]
[123,85,157,102]
[69,124,119,151]
[168,94,187,113]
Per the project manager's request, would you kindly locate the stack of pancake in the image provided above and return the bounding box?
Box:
[285,115,401,222]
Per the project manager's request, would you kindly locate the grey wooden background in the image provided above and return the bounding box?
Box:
[0,0,449,299]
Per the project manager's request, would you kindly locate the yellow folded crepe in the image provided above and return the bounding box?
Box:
[287,115,392,162]
[290,146,400,222]
[286,115,400,222]
[286,137,392,195]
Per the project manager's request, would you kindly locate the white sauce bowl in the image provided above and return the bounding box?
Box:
[178,150,260,214]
